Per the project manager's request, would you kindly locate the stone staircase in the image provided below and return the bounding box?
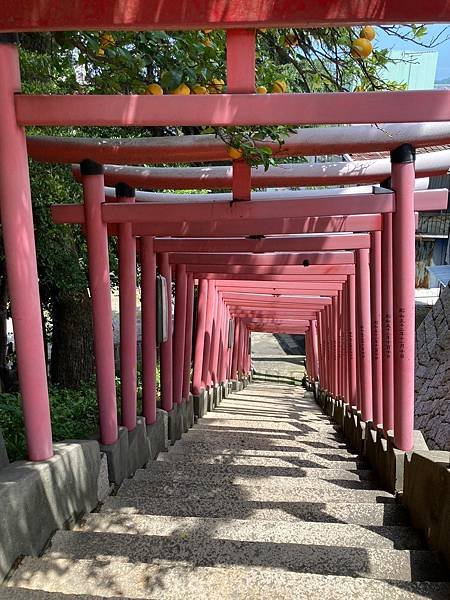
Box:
[2,383,449,599]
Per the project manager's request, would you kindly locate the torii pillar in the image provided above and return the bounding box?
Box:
[0,38,52,460]
[391,145,416,451]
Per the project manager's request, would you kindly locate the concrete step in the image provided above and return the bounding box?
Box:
[177,434,350,449]
[0,591,123,600]
[7,557,450,599]
[80,512,425,550]
[206,406,330,417]
[134,462,375,482]
[170,441,358,454]
[101,496,408,525]
[114,479,394,504]
[178,429,350,450]
[156,452,366,470]
[197,414,342,427]
[192,420,340,433]
[123,471,379,491]
[21,533,449,582]
[207,407,327,414]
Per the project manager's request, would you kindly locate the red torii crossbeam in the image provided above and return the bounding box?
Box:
[3,0,450,31]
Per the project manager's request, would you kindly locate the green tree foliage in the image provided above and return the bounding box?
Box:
[49,25,443,167]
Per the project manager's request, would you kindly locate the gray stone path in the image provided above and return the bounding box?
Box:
[251,332,305,384]
[3,383,449,599]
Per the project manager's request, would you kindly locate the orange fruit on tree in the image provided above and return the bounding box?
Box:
[144,83,164,95]
[172,83,191,95]
[202,37,213,48]
[360,26,376,41]
[192,84,208,94]
[284,33,298,48]
[227,146,243,160]
[208,78,225,94]
[96,47,105,57]
[272,79,287,93]
[100,32,115,47]
[256,85,267,94]
[351,37,373,59]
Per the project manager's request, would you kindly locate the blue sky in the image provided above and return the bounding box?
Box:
[376,25,450,81]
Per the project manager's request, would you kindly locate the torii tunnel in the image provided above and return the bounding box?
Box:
[1,0,450,466]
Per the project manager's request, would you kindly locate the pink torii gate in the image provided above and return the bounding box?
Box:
[1,1,450,463]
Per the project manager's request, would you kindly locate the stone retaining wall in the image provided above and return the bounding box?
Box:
[415,284,450,450]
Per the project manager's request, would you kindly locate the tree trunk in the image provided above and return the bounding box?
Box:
[50,288,95,388]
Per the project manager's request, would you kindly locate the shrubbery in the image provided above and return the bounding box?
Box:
[0,363,160,462]
[0,382,98,462]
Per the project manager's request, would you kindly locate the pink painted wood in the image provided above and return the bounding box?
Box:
[170,251,355,266]
[36,125,450,166]
[348,273,357,408]
[192,279,208,396]
[81,161,118,445]
[196,265,355,284]
[342,283,349,402]
[231,317,240,381]
[317,312,325,389]
[140,236,157,424]
[356,248,373,422]
[4,1,450,32]
[117,186,137,431]
[70,155,450,189]
[0,42,52,460]
[101,193,394,223]
[16,91,450,128]
[382,213,395,433]
[370,230,383,427]
[391,147,416,452]
[201,280,216,389]
[158,252,173,412]
[217,304,226,384]
[222,293,332,305]
[226,29,255,201]
[51,206,383,236]
[238,319,246,378]
[218,286,341,295]
[173,264,188,405]
[332,295,339,396]
[156,234,370,253]
[190,265,353,276]
[338,290,343,397]
[311,320,319,381]
[216,279,347,287]
[210,293,223,384]
[182,273,195,400]
[229,313,322,322]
